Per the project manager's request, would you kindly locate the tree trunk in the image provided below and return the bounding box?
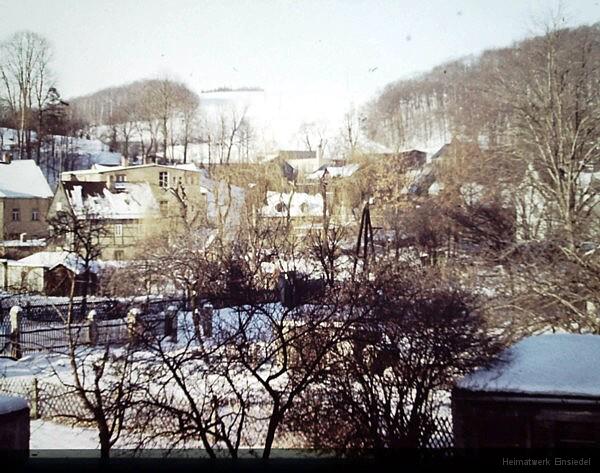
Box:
[262,406,282,459]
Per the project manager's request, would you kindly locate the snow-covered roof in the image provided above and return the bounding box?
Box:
[457,334,600,398]
[1,238,46,248]
[307,164,360,180]
[15,251,89,274]
[261,191,323,218]
[428,181,444,196]
[0,160,53,199]
[0,395,28,415]
[66,182,159,219]
[62,162,204,179]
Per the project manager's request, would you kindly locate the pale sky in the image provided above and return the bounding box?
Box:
[2,0,600,136]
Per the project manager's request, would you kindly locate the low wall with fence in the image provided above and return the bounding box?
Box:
[0,299,183,358]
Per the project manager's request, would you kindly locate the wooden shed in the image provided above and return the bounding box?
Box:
[452,334,600,448]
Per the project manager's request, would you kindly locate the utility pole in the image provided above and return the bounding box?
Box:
[352,199,375,278]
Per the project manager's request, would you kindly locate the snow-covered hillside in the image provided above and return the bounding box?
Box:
[1,127,123,189]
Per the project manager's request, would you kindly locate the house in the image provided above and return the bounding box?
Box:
[515,164,600,241]
[0,157,53,246]
[453,333,600,448]
[55,162,210,245]
[48,180,161,261]
[261,191,324,235]
[200,174,246,236]
[60,162,207,214]
[274,150,323,176]
[0,251,98,296]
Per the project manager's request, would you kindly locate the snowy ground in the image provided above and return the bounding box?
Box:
[30,419,99,451]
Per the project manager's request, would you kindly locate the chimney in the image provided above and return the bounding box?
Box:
[19,233,27,243]
[121,154,129,167]
[2,152,12,164]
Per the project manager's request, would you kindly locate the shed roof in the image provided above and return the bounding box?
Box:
[457,333,600,398]
[15,251,89,274]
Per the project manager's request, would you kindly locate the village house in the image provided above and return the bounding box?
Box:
[261,190,325,235]
[47,179,161,261]
[0,156,53,257]
[56,162,210,237]
[270,150,324,176]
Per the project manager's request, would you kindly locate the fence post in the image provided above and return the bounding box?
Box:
[192,308,202,341]
[165,305,178,343]
[31,377,40,420]
[127,308,142,345]
[201,303,214,338]
[9,305,22,360]
[87,310,98,346]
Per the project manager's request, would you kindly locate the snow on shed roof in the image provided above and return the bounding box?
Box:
[0,160,53,198]
[457,334,600,398]
[15,251,88,274]
[0,395,28,415]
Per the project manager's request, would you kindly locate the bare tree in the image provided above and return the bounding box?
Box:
[286,260,503,452]
[0,31,53,160]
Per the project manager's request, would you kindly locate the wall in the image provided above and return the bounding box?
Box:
[0,259,6,289]
[452,388,600,448]
[287,157,320,176]
[1,197,51,241]
[98,217,162,260]
[5,264,45,293]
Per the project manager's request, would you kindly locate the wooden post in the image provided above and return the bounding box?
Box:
[31,377,40,420]
[87,310,98,346]
[201,303,213,338]
[165,304,178,343]
[126,308,142,345]
[9,306,22,360]
[192,308,202,341]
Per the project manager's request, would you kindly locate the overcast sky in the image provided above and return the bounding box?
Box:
[2,0,600,133]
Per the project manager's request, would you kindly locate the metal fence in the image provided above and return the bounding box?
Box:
[0,306,178,357]
[0,297,186,323]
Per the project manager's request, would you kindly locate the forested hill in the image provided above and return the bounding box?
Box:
[68,78,199,127]
[364,23,600,152]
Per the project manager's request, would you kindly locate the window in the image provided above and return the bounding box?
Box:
[114,250,124,261]
[12,208,20,221]
[31,209,39,221]
[116,174,126,182]
[114,224,123,237]
[159,171,169,188]
[160,201,169,214]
